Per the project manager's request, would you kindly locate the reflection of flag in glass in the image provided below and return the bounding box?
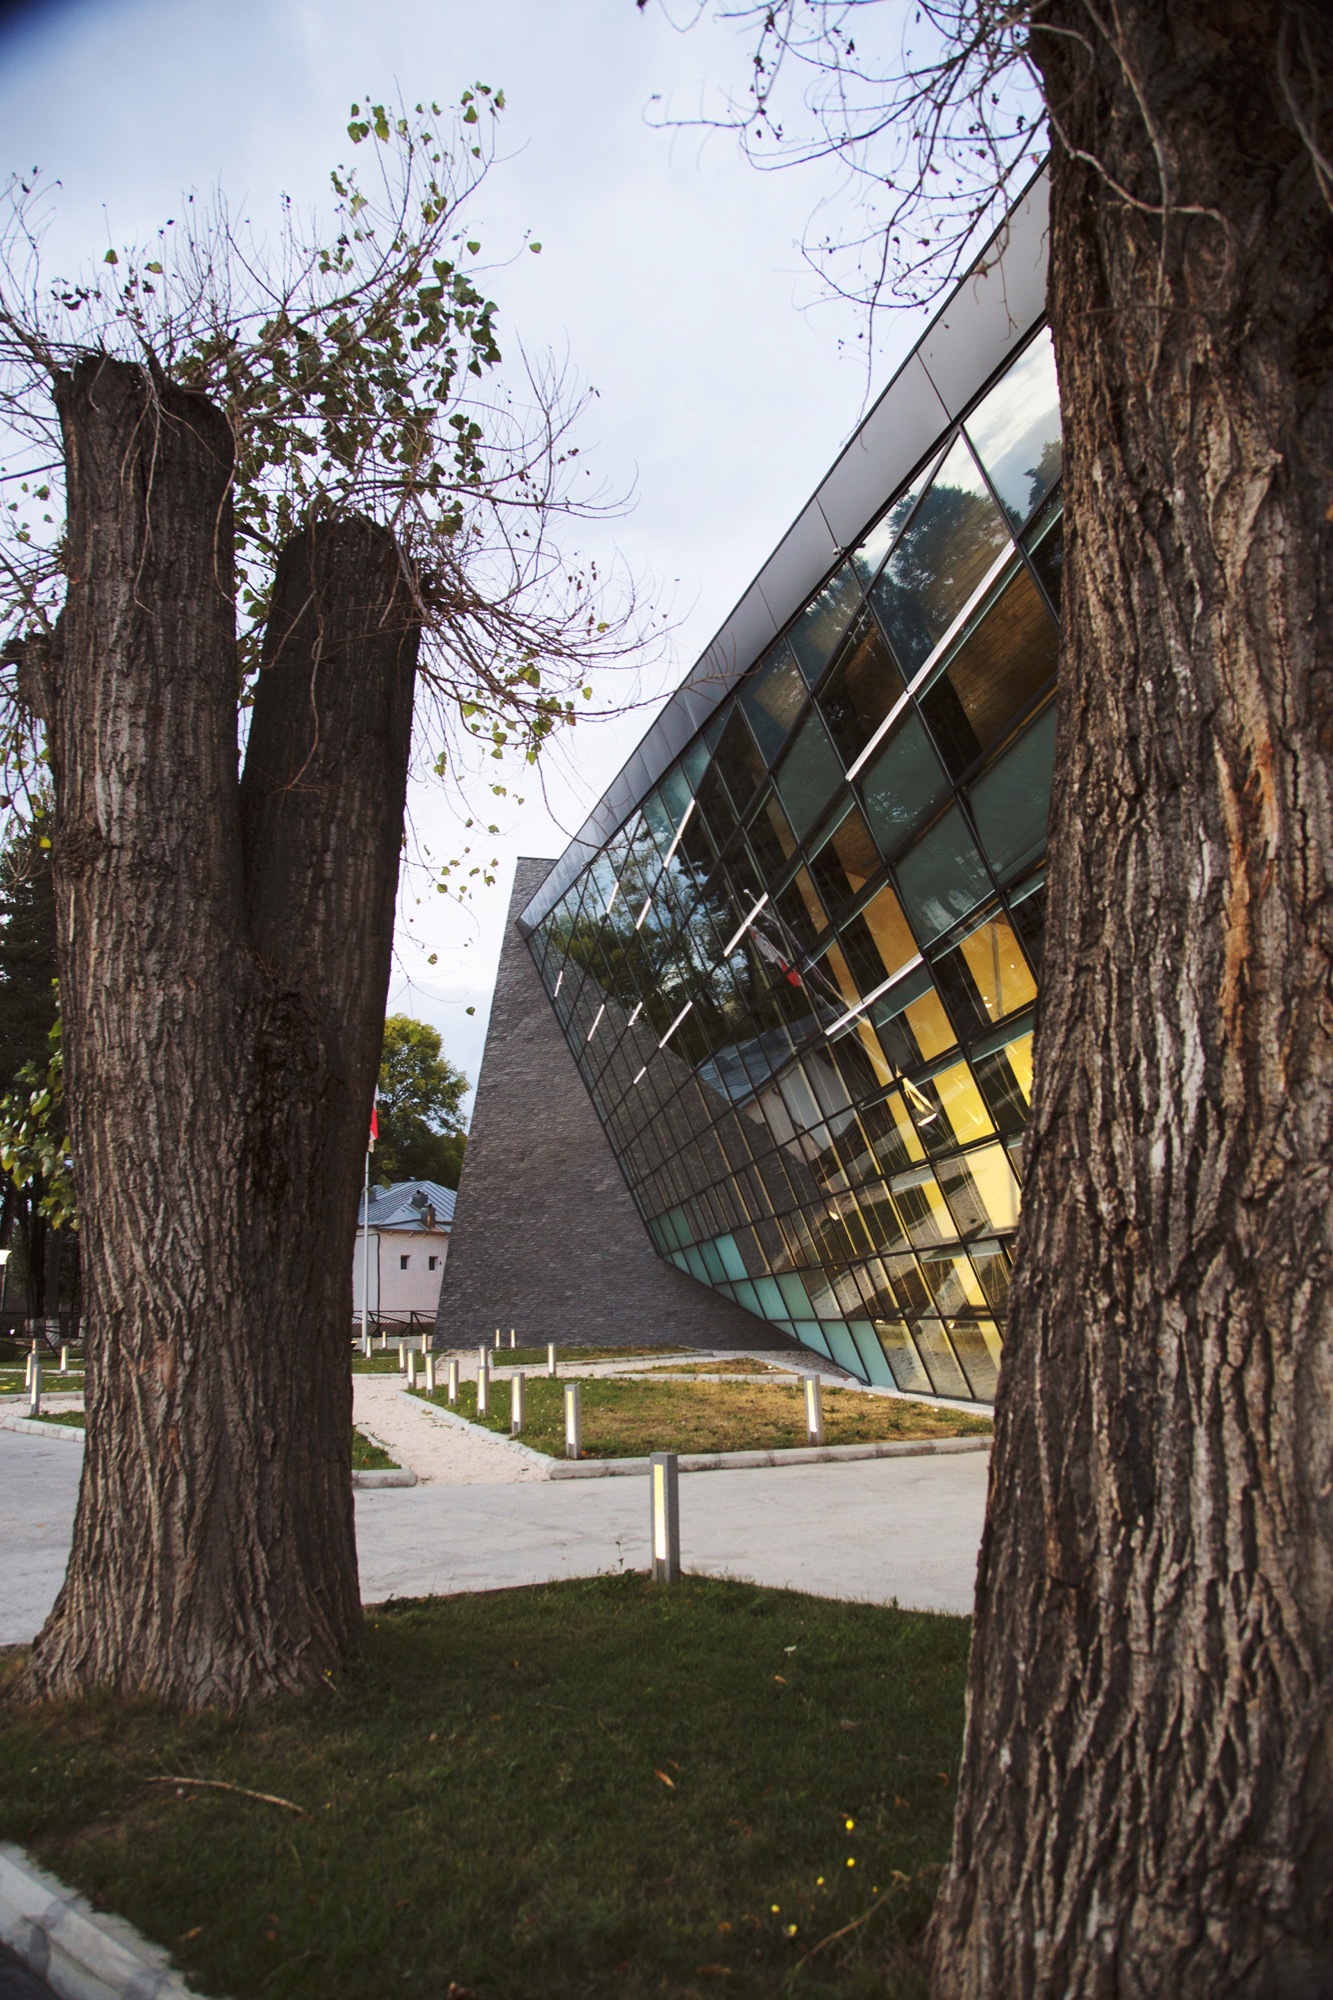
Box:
[369,1102,379,1151]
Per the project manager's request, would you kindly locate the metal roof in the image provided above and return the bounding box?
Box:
[358,1180,457,1230]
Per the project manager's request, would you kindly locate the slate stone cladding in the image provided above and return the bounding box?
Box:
[434,857,795,1353]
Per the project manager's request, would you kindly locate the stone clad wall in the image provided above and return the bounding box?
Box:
[434,857,793,1353]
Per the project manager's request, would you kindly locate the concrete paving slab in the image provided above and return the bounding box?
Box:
[1,1421,987,1649]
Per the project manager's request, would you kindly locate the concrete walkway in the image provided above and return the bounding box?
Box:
[353,1374,547,1484]
[1,1418,987,1646]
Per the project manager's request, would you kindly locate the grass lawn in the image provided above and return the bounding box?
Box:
[351,1428,400,1471]
[0,1577,966,1999]
[0,1369,85,1395]
[416,1377,991,1458]
[9,1412,401,1471]
[638,1358,788,1377]
[13,1409,87,1429]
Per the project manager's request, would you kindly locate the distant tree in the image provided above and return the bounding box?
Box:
[0,816,56,1086]
[374,1013,468,1188]
[0,817,76,1317]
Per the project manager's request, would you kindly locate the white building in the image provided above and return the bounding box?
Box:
[352,1180,455,1319]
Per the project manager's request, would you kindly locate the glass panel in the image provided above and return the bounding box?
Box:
[911,1319,972,1399]
[808,806,880,914]
[818,613,906,768]
[919,1251,988,1315]
[870,434,1011,676]
[859,712,951,860]
[1024,492,1064,613]
[890,1164,956,1248]
[815,939,863,1018]
[968,1239,1012,1315]
[740,640,807,762]
[956,914,1038,1023]
[851,455,939,589]
[931,1060,996,1146]
[838,882,918,997]
[918,564,1058,781]
[681,735,712,788]
[972,1042,1031,1133]
[659,763,694,828]
[1008,877,1047,975]
[787,561,862,686]
[847,1320,898,1388]
[822,1321,865,1376]
[712,706,767,814]
[946,1317,1002,1402]
[937,1141,1021,1233]
[875,1318,935,1396]
[773,710,845,840]
[894,805,992,945]
[746,789,799,882]
[965,328,1062,530]
[773,868,828,954]
[968,703,1056,886]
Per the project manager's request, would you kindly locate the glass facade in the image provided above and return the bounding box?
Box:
[525,327,1063,1402]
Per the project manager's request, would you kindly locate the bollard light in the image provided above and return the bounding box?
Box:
[547,1342,557,1378]
[494,1327,502,1350]
[447,1357,460,1404]
[650,1452,680,1584]
[477,1344,489,1379]
[477,1365,490,1417]
[59,1345,69,1374]
[509,1327,516,1349]
[564,1381,582,1460]
[424,1353,437,1395]
[802,1373,825,1447]
[28,1353,41,1420]
[406,1349,418,1389]
[511,1371,526,1436]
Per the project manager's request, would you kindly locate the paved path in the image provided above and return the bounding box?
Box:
[353,1374,546,1484]
[2,1418,986,1646]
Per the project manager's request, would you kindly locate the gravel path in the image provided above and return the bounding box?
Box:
[352,1374,547,1485]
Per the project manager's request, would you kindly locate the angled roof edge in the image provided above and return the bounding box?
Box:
[518,164,1050,937]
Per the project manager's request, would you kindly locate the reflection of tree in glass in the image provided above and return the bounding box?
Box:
[872,481,1008,673]
[1023,437,1063,523]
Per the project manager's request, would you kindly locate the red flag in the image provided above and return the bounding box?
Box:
[369,1103,378,1150]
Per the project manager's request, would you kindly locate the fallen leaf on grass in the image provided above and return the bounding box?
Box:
[653,1768,675,1788]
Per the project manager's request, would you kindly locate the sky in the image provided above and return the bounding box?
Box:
[0,0,933,1107]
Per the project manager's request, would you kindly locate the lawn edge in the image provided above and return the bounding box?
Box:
[402,1390,992,1477]
[1,1415,417,1487]
[0,1840,211,2000]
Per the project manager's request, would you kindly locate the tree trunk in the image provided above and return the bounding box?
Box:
[928,7,1333,1992]
[22,357,418,1707]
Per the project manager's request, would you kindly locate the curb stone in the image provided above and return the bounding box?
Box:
[0,1418,83,1443]
[547,1435,993,1477]
[1,1415,416,1485]
[0,1845,213,2000]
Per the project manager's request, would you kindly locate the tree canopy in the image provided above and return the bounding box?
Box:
[374,1013,468,1188]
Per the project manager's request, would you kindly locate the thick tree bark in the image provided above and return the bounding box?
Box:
[928,6,1333,1993]
[22,357,418,1706]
